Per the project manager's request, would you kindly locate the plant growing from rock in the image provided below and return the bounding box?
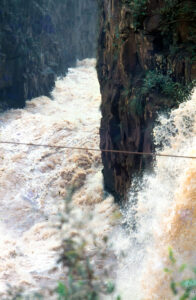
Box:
[121,0,148,29]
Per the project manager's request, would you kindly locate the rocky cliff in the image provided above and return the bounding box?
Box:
[97,0,196,201]
[0,0,97,109]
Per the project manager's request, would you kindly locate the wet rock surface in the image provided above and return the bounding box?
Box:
[0,0,97,109]
[97,0,196,201]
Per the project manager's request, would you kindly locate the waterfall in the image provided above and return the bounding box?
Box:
[0,57,195,299]
[112,91,196,299]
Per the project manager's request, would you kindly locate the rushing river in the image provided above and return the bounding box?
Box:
[112,90,196,299]
[0,58,195,299]
[0,59,115,295]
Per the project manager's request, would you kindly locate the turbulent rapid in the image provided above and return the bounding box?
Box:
[112,91,196,299]
[0,59,115,295]
[0,57,195,299]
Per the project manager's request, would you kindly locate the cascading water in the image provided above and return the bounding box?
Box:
[0,59,115,295]
[0,56,195,299]
[112,91,196,299]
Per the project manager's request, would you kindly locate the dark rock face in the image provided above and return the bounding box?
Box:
[97,0,196,201]
[0,0,97,109]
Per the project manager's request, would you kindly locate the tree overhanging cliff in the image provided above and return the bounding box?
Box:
[0,0,97,109]
[97,0,196,201]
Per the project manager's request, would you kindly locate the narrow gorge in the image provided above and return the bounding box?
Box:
[0,0,97,109]
[0,1,196,299]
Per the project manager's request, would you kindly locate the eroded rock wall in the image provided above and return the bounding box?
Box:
[0,0,97,109]
[97,0,196,201]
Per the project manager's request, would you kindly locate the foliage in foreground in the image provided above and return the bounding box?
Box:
[4,188,121,300]
[165,248,196,300]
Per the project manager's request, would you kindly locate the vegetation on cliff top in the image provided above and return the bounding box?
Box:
[118,0,196,116]
[121,0,148,29]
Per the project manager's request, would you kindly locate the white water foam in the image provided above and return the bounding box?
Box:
[0,59,116,295]
[112,91,196,299]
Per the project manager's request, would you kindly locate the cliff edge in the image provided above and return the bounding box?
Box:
[97,0,196,201]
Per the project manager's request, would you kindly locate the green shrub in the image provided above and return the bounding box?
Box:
[121,0,148,29]
[159,0,196,61]
[141,70,191,102]
[165,248,196,299]
[127,70,194,116]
